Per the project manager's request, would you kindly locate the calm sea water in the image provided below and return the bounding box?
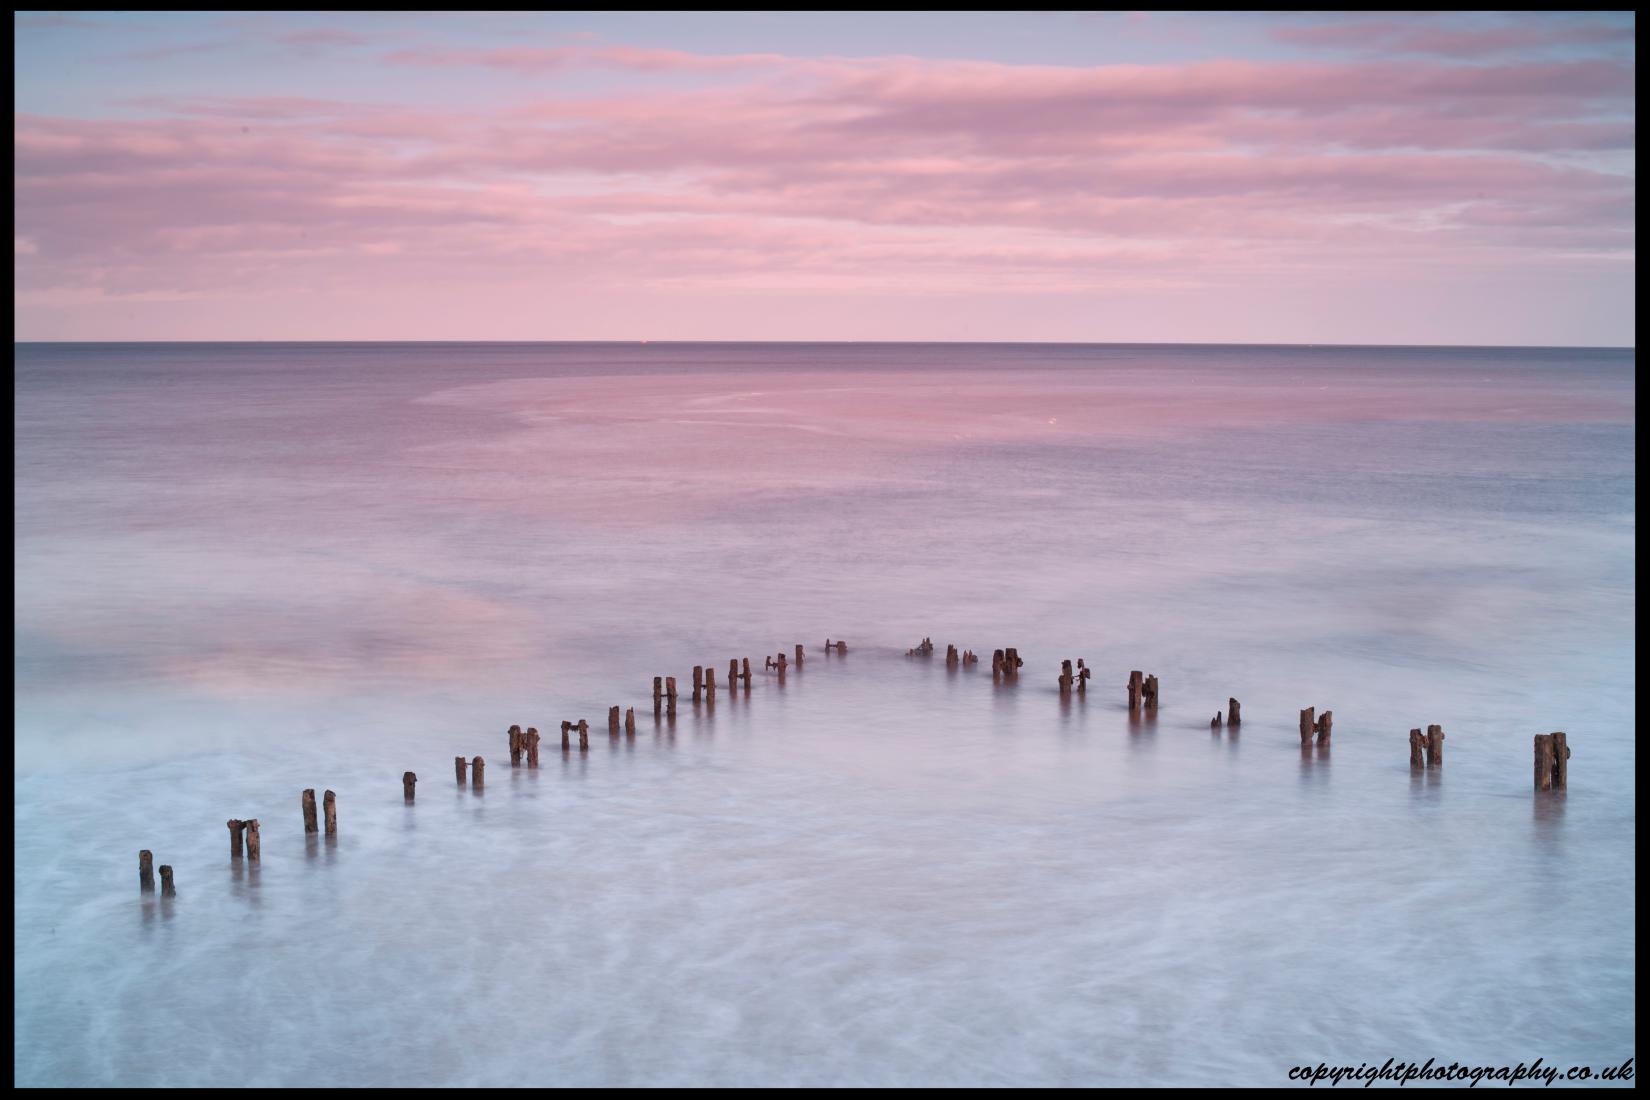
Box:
[13,343,1636,1086]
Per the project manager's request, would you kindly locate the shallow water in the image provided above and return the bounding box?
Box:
[13,342,1636,1086]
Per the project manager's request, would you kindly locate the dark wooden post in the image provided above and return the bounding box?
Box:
[1127,670,1143,710]
[1299,708,1315,746]
[1144,675,1159,709]
[666,677,678,718]
[455,756,467,785]
[742,657,752,688]
[624,709,635,737]
[322,790,337,835]
[403,772,417,801]
[1059,660,1073,695]
[1006,648,1021,676]
[1552,732,1569,788]
[1425,724,1444,766]
[578,720,589,752]
[1534,732,1570,790]
[1409,728,1425,768]
[245,819,260,862]
[471,756,484,788]
[706,666,717,700]
[561,721,572,752]
[139,849,155,893]
[508,724,523,767]
[1315,711,1332,745]
[609,706,621,738]
[159,865,175,897]
[1228,698,1241,727]
[692,665,703,703]
[653,676,663,717]
[526,728,540,767]
[1076,659,1089,693]
[1211,713,1223,728]
[228,819,245,858]
[729,659,739,688]
[795,643,805,667]
[776,652,787,682]
[302,788,319,834]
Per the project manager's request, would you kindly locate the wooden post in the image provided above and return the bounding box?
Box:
[1227,698,1241,727]
[666,677,678,718]
[508,724,523,767]
[653,676,663,717]
[776,652,787,682]
[471,756,484,788]
[1299,708,1315,746]
[1425,724,1444,767]
[1077,659,1089,693]
[228,819,245,858]
[455,756,468,785]
[302,788,319,834]
[742,657,752,688]
[1059,660,1073,695]
[526,728,540,767]
[403,772,417,801]
[706,666,717,700]
[159,865,175,898]
[1006,648,1021,676]
[795,643,805,667]
[139,849,155,893]
[1409,728,1425,768]
[992,649,1005,676]
[322,789,336,835]
[692,665,703,703]
[245,819,260,862]
[578,720,589,752]
[1315,711,1332,745]
[1211,713,1222,728]
[609,706,621,738]
[1127,670,1143,710]
[624,709,635,737]
[1144,675,1159,710]
[1534,732,1570,790]
[1552,732,1569,789]
[561,721,572,752]
[729,659,739,688]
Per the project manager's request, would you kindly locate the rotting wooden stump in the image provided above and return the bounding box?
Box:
[992,648,1022,680]
[609,706,621,738]
[228,819,246,858]
[561,721,573,752]
[1211,712,1223,728]
[403,772,417,801]
[729,659,740,689]
[302,788,319,834]
[245,820,260,862]
[906,637,934,656]
[323,790,337,836]
[624,709,635,737]
[471,756,485,788]
[824,638,847,654]
[1228,698,1241,727]
[692,665,704,704]
[1315,711,1333,745]
[1425,724,1444,767]
[578,720,590,752]
[1144,675,1159,710]
[795,644,805,667]
[139,850,155,893]
[1409,728,1426,768]
[159,865,176,898]
[962,649,977,665]
[1127,671,1143,710]
[1057,659,1090,696]
[742,658,753,688]
[508,724,524,767]
[526,728,540,767]
[653,676,664,717]
[946,644,959,667]
[455,756,468,786]
[706,666,717,700]
[1534,732,1570,790]
[666,677,678,718]
[1299,708,1315,746]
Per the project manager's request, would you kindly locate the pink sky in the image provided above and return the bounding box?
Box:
[12,13,1636,344]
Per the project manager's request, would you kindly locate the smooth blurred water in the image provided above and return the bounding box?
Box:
[13,342,1636,1086]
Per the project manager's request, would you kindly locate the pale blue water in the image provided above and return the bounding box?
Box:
[13,343,1636,1086]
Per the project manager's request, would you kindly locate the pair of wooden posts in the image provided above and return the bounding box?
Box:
[608,707,637,738]
[1533,732,1570,790]
[764,652,789,679]
[1058,659,1091,696]
[945,645,977,667]
[907,637,934,656]
[1408,725,1445,767]
[1211,699,1242,728]
[692,665,719,702]
[301,789,338,835]
[992,648,1022,679]
[507,725,542,767]
[1299,708,1332,745]
[824,638,847,654]
[727,658,753,690]
[138,850,177,896]
[225,819,262,861]
[653,676,679,718]
[455,756,485,787]
[1126,671,1159,711]
[560,720,590,752]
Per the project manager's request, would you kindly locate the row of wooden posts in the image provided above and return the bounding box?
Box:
[140,639,1576,896]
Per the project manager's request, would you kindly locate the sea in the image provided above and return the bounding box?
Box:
[13,342,1636,1086]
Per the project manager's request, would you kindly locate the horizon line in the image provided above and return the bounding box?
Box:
[12,339,1636,351]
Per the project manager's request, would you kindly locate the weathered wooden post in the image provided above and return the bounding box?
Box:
[992,649,1005,675]
[1127,671,1144,710]
[624,709,635,737]
[692,665,703,704]
[666,677,678,718]
[1076,659,1089,693]
[561,721,572,752]
[1228,698,1241,727]
[1006,648,1021,676]
[139,849,155,893]
[795,643,805,667]
[159,865,176,897]
[1144,675,1159,710]
[946,644,958,667]
[322,790,336,835]
[742,657,752,688]
[508,724,523,767]
[1534,732,1570,790]
[228,819,246,858]
[706,666,717,701]
[962,649,977,665]
[1409,728,1426,768]
[776,652,787,682]
[302,789,319,834]
[245,820,261,862]
[1059,660,1074,695]
[1211,712,1223,728]
[526,728,540,767]
[1425,724,1444,766]
[578,720,589,752]
[455,756,468,785]
[609,706,621,738]
[729,659,739,688]
[1315,711,1333,745]
[653,676,663,717]
[471,756,484,788]
[1299,708,1315,746]
[403,772,417,801]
